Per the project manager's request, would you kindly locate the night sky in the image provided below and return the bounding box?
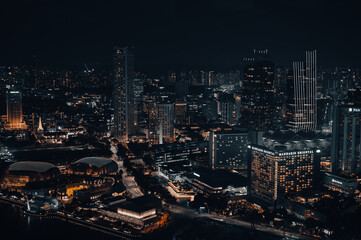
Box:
[1,0,360,72]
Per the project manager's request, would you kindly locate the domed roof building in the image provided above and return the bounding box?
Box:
[1,161,60,192]
[8,161,59,175]
[68,157,118,176]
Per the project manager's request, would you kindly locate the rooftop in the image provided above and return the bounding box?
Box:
[262,130,331,151]
[189,167,247,188]
[73,157,115,168]
[9,161,58,174]
[117,201,155,213]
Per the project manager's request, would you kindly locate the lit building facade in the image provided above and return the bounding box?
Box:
[157,103,174,143]
[175,102,188,125]
[5,90,27,130]
[331,106,361,174]
[202,70,215,86]
[203,100,218,122]
[289,50,317,132]
[220,95,234,125]
[209,130,249,170]
[113,47,135,141]
[251,145,315,202]
[240,49,274,130]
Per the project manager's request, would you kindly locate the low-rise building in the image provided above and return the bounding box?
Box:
[99,196,162,230]
[185,167,248,196]
[323,173,359,196]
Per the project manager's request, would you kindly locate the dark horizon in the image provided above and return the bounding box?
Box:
[1,0,361,72]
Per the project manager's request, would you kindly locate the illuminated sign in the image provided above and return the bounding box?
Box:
[251,146,275,156]
[349,108,361,113]
[252,146,313,156]
[278,150,313,156]
[331,179,343,185]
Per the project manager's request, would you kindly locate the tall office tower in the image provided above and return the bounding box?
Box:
[229,70,241,86]
[5,89,27,130]
[175,102,189,125]
[175,80,189,100]
[215,72,226,85]
[189,70,200,86]
[203,100,218,122]
[331,106,361,174]
[251,144,315,202]
[289,50,317,132]
[202,71,215,86]
[209,130,249,170]
[274,67,289,121]
[240,49,274,130]
[133,77,144,127]
[220,95,234,125]
[233,94,242,125]
[285,72,296,127]
[157,103,175,143]
[113,47,135,141]
[148,102,158,142]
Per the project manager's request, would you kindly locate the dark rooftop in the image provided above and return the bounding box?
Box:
[9,161,58,174]
[117,201,155,213]
[73,157,115,168]
[190,167,247,188]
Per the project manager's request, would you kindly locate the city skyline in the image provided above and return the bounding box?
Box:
[1,1,361,71]
[2,1,361,240]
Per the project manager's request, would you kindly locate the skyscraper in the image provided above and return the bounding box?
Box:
[289,50,317,132]
[175,102,189,125]
[209,130,249,170]
[202,99,218,122]
[251,144,315,202]
[331,106,361,174]
[113,47,135,141]
[218,94,234,125]
[5,89,27,130]
[157,103,175,143]
[240,49,274,130]
[175,80,189,100]
[202,71,215,86]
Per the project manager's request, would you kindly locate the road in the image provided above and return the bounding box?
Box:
[165,204,315,240]
[115,158,143,199]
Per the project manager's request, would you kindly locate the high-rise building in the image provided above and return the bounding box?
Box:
[234,93,242,125]
[157,103,175,143]
[202,71,215,86]
[175,102,189,125]
[113,47,135,141]
[220,98,234,125]
[133,77,144,127]
[203,99,218,122]
[251,144,315,202]
[209,130,249,170]
[175,80,189,100]
[5,89,27,130]
[240,49,274,130]
[331,106,361,174]
[289,50,317,132]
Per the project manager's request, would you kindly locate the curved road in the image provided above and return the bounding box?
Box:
[165,204,315,240]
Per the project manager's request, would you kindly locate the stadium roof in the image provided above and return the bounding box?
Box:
[9,161,58,173]
[74,157,115,168]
